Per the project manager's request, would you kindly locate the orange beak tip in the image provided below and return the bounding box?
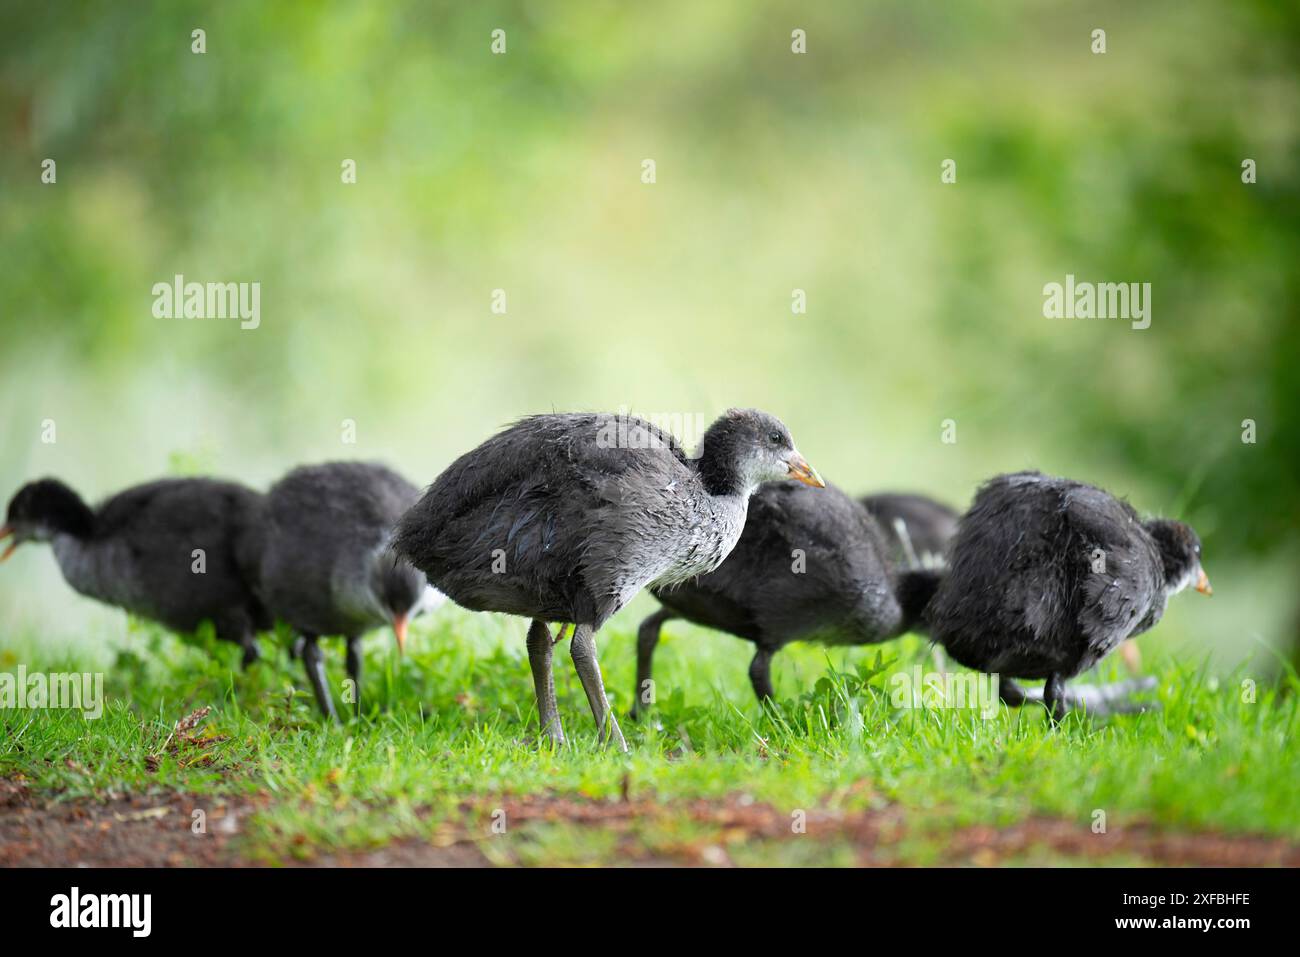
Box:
[1195,569,1212,596]
[393,616,409,655]
[788,455,825,489]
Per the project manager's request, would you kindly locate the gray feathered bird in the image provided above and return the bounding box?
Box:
[2,477,269,664]
[636,480,934,711]
[925,471,1210,721]
[259,461,444,719]
[394,409,824,751]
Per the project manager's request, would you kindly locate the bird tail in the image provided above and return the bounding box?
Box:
[895,568,944,634]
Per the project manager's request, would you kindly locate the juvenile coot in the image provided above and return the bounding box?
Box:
[925,470,1210,721]
[633,480,935,712]
[259,462,444,720]
[860,492,958,569]
[394,409,824,751]
[1,477,269,664]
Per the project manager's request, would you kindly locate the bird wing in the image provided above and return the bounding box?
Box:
[395,414,697,623]
[1063,486,1161,660]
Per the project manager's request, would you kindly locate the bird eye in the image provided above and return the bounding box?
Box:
[768,431,782,446]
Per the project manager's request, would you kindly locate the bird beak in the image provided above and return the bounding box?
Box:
[0,525,16,563]
[1195,568,1212,596]
[786,453,825,488]
[392,614,409,654]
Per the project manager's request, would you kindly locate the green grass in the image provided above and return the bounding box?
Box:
[2,603,1297,865]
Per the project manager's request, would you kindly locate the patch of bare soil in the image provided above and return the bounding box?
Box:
[0,777,484,868]
[445,794,1300,867]
[0,777,251,867]
[3,779,1295,867]
[945,818,1300,867]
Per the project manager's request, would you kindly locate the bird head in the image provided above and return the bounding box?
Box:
[1144,518,1211,597]
[697,408,824,497]
[2,478,93,561]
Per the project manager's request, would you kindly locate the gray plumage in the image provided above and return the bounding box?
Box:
[2,477,269,665]
[925,470,1208,719]
[260,461,441,719]
[261,461,428,638]
[395,408,823,750]
[399,413,779,627]
[638,480,920,706]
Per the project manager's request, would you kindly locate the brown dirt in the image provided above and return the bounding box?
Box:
[0,776,484,867]
[2,778,1295,867]
[454,794,1300,867]
[0,776,248,867]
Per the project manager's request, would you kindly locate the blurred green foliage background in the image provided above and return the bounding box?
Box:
[1,2,1297,672]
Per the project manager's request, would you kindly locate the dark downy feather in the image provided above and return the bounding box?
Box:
[259,461,429,639]
[926,470,1201,681]
[653,480,905,649]
[5,476,270,649]
[395,411,786,629]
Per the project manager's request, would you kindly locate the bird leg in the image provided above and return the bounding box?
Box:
[215,614,260,670]
[299,635,339,722]
[1042,672,1067,725]
[526,620,565,746]
[999,673,1158,720]
[1022,675,1159,718]
[345,636,363,717]
[570,623,627,752]
[632,608,676,720]
[748,648,776,703]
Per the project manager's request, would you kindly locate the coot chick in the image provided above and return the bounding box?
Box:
[259,462,444,720]
[634,480,932,712]
[1,477,269,664]
[925,471,1210,721]
[394,409,824,751]
[860,492,958,569]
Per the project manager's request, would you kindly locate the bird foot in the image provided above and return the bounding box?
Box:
[1025,676,1159,718]
[533,717,566,749]
[599,710,629,753]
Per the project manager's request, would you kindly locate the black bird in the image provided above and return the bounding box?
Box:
[1,477,269,664]
[394,409,824,751]
[634,480,932,713]
[860,492,958,569]
[925,470,1211,721]
[259,461,443,720]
